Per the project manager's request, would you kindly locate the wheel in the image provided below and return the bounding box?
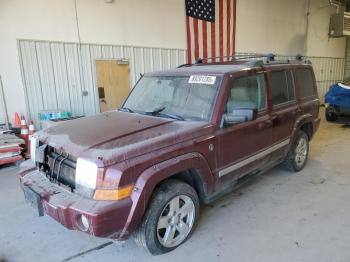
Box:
[325,109,338,122]
[134,179,199,255]
[284,130,309,172]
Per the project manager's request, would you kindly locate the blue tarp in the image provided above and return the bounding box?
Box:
[325,83,350,109]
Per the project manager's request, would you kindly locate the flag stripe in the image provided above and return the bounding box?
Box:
[202,21,208,60]
[189,15,195,63]
[193,18,199,60]
[223,0,227,62]
[186,15,192,64]
[215,0,220,62]
[207,21,212,59]
[232,0,236,56]
[218,0,223,62]
[227,0,231,60]
[198,19,203,59]
[211,21,216,62]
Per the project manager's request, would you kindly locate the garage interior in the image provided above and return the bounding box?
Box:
[1,0,350,261]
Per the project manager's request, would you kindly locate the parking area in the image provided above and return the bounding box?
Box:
[1,109,350,262]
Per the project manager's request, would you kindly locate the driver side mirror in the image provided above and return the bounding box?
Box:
[222,108,258,127]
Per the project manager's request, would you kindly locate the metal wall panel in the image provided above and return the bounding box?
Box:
[18,39,186,125]
[18,39,344,126]
[307,56,344,100]
[344,37,350,79]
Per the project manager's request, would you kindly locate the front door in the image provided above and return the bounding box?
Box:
[95,60,131,112]
[216,71,272,188]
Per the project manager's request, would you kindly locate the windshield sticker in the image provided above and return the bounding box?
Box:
[189,75,216,85]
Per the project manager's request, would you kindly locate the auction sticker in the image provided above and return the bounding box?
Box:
[189,75,216,85]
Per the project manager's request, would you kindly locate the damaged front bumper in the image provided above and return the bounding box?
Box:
[19,161,132,239]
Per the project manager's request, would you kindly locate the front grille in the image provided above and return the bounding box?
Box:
[39,145,77,191]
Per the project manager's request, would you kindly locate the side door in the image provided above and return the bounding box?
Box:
[267,69,299,161]
[215,71,273,188]
[295,67,319,119]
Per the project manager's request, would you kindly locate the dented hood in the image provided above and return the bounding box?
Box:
[36,111,209,166]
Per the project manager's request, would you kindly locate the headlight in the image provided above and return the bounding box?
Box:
[75,158,98,190]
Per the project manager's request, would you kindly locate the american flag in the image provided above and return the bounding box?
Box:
[185,0,236,63]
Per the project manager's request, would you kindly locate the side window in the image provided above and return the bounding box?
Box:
[226,74,266,113]
[269,70,296,106]
[296,69,315,98]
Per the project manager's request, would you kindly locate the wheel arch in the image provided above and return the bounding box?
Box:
[120,152,214,238]
[291,114,314,143]
[300,122,313,140]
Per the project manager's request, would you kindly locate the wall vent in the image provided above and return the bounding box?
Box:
[329,8,350,37]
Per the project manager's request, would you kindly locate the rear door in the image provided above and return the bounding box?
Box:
[216,71,272,187]
[295,67,319,119]
[267,69,299,159]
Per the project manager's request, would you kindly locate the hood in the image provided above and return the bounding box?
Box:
[37,111,210,166]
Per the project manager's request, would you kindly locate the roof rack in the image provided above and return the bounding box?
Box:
[177,53,312,68]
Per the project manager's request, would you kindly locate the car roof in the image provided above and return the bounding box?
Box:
[145,59,312,77]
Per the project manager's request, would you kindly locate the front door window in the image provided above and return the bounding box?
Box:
[226,74,266,113]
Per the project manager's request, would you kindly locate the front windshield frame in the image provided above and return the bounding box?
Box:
[121,74,223,122]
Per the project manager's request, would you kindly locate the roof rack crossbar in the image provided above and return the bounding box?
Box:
[177,53,311,68]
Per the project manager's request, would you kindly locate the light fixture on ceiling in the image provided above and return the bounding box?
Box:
[105,0,114,3]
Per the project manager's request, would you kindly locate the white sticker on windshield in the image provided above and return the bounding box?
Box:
[189,75,216,85]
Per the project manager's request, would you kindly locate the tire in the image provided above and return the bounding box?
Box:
[133,179,199,255]
[325,109,338,122]
[284,130,309,172]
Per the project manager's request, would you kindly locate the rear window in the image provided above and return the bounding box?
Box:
[296,69,315,98]
[269,70,296,106]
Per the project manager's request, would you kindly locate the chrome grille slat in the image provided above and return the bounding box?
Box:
[44,146,77,190]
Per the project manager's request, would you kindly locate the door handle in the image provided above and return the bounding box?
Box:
[258,120,272,130]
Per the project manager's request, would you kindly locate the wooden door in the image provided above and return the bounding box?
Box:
[95,60,131,112]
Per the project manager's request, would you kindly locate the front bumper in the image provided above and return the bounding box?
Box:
[19,165,132,239]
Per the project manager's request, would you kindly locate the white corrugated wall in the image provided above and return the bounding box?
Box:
[18,39,344,126]
[18,39,187,126]
[344,37,350,80]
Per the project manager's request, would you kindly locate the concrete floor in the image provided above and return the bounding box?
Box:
[1,109,350,262]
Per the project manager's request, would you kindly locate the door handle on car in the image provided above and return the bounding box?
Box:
[258,120,272,130]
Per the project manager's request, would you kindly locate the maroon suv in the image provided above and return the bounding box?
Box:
[19,57,320,255]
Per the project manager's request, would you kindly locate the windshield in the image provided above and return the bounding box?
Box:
[123,75,221,122]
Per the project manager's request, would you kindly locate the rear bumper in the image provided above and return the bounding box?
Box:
[19,163,133,239]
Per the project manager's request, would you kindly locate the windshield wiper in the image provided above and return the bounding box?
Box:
[119,107,134,113]
[145,107,184,121]
[145,106,166,115]
[158,113,184,121]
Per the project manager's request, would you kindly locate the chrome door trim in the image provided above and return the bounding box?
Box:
[218,138,290,177]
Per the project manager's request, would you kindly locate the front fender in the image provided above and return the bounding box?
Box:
[120,152,214,238]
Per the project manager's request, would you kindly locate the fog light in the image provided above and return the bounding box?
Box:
[79,215,90,231]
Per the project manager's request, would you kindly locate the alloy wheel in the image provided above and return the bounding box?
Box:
[156,195,196,248]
